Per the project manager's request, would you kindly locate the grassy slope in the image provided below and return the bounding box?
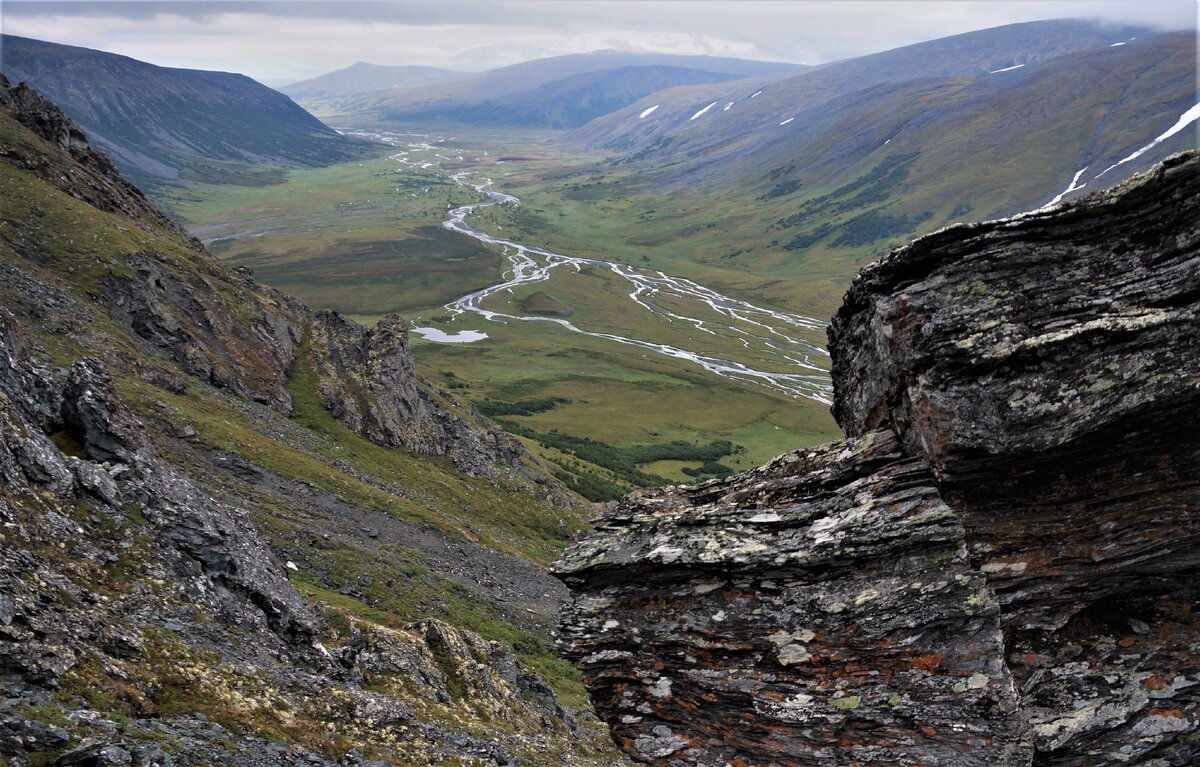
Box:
[0,111,605,742]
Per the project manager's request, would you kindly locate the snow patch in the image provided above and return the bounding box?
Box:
[1095,102,1200,180]
[411,327,488,343]
[723,102,734,111]
[639,104,660,119]
[780,117,795,126]
[750,90,763,98]
[990,64,1025,74]
[1110,42,1126,47]
[690,101,719,120]
[1041,166,1089,208]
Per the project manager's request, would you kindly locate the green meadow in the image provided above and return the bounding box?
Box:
[166,133,842,495]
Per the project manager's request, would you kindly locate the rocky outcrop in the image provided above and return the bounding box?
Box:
[555,430,1025,765]
[0,73,178,230]
[0,308,593,765]
[100,251,306,409]
[0,309,318,661]
[307,310,557,482]
[554,152,1199,765]
[828,152,1200,634]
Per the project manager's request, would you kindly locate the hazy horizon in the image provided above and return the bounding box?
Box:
[1,0,1195,84]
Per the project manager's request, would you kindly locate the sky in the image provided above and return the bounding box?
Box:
[1,0,1196,83]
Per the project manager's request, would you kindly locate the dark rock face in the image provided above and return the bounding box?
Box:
[828,153,1200,634]
[829,151,1198,473]
[100,252,306,409]
[555,152,1200,765]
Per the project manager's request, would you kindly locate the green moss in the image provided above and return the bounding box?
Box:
[123,502,149,526]
[830,695,862,711]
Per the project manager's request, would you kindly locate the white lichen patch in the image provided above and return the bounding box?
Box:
[647,544,684,563]
[755,692,816,722]
[855,587,881,605]
[767,628,817,665]
[647,677,673,698]
[980,560,1029,574]
[985,308,1171,360]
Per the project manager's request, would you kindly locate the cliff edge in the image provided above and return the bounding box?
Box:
[553,152,1199,766]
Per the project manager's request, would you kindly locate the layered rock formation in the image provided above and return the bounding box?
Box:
[308,311,537,479]
[554,152,1199,765]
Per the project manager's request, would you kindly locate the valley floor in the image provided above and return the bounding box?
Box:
[166,130,842,498]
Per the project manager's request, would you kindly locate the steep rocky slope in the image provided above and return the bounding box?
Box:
[553,152,1198,765]
[0,77,622,765]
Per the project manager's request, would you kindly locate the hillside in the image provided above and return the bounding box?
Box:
[282,61,463,99]
[388,65,745,129]
[0,35,372,189]
[575,19,1157,163]
[474,24,1194,321]
[0,75,624,766]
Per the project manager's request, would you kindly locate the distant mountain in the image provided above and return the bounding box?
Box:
[0,35,371,188]
[298,49,806,127]
[572,20,1190,211]
[282,61,462,99]
[397,65,747,129]
[519,21,1195,320]
[417,50,804,103]
[576,19,1157,157]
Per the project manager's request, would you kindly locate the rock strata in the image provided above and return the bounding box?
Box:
[555,152,1199,765]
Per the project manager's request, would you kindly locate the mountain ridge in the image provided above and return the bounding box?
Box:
[293,49,806,127]
[282,61,464,99]
[0,34,373,189]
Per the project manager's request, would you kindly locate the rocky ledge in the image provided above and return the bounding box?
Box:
[554,152,1199,766]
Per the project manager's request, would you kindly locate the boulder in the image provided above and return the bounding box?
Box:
[555,152,1200,765]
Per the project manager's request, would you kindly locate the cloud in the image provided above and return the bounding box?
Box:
[2,0,1194,82]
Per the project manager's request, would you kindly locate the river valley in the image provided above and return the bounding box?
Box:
[358,129,834,404]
